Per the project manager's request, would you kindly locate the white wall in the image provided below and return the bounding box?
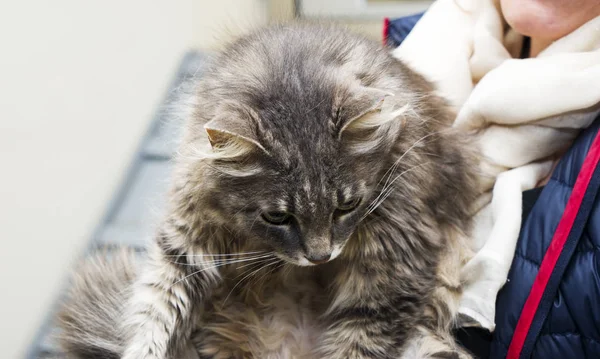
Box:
[0,1,267,357]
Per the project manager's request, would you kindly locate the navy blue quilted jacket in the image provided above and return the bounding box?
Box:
[387,14,600,359]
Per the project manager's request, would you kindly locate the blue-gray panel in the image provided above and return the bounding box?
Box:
[143,52,206,159]
[96,159,174,247]
[26,51,206,358]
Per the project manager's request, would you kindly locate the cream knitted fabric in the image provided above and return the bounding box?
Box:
[392,0,600,331]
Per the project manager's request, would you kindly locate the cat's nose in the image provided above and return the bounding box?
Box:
[305,254,331,265]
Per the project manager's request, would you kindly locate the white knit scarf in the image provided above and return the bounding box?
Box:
[392,0,600,331]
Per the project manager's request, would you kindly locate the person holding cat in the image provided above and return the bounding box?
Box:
[388,0,600,358]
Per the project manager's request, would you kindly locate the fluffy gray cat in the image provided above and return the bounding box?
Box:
[57,24,479,359]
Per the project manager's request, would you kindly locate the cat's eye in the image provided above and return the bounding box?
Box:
[261,211,292,225]
[337,197,362,213]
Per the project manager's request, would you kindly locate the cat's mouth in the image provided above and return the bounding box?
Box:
[277,244,344,267]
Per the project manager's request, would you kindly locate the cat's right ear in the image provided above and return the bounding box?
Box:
[203,112,268,159]
[337,87,407,139]
[335,87,408,154]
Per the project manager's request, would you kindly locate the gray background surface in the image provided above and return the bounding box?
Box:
[29,52,205,358]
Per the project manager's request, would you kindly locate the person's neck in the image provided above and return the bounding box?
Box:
[529,37,554,57]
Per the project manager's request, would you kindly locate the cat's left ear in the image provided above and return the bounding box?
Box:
[337,87,406,139]
[204,109,268,158]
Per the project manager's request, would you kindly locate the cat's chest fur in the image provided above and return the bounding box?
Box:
[197,264,333,359]
[192,219,441,359]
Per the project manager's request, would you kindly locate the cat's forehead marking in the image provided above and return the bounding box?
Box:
[293,187,317,214]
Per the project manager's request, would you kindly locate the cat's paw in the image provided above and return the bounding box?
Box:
[401,349,473,359]
[122,347,164,359]
[429,351,472,359]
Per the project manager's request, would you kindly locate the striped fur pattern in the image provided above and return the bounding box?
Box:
[57,23,479,359]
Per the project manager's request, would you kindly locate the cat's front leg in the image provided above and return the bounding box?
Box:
[122,236,221,359]
[319,303,402,359]
[318,275,421,358]
[317,257,433,359]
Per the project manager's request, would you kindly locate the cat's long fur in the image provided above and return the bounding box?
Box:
[57,24,479,359]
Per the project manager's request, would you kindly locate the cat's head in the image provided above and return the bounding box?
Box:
[193,83,410,266]
[181,25,426,266]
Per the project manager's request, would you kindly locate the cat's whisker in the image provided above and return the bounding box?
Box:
[165,253,272,267]
[248,212,262,233]
[364,129,447,216]
[163,250,266,257]
[222,258,281,305]
[365,166,400,216]
[228,259,269,284]
[365,156,408,215]
[229,202,253,221]
[361,162,432,220]
[248,260,285,289]
[164,252,272,268]
[170,254,275,287]
[233,256,276,271]
[366,162,431,217]
[195,253,275,266]
[240,261,286,299]
[364,128,448,215]
[269,262,286,280]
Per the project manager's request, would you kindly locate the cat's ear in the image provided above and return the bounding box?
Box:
[337,87,405,139]
[204,111,267,159]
